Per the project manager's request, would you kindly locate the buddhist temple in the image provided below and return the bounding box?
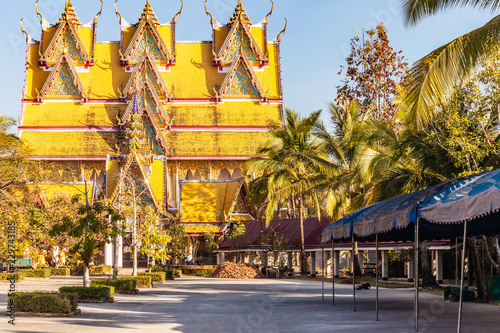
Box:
[19,0,285,265]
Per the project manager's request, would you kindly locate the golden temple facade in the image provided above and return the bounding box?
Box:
[19,0,284,239]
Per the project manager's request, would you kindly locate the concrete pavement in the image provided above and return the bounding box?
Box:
[1,276,499,332]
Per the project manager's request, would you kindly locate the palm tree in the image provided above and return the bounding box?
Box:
[245,108,325,274]
[400,0,500,129]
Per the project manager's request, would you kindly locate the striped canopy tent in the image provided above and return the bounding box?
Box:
[320,168,500,332]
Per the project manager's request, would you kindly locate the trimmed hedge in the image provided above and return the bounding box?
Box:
[138,272,166,282]
[59,286,115,302]
[23,268,51,278]
[181,268,216,276]
[90,278,136,290]
[10,292,78,313]
[117,275,152,286]
[51,267,71,276]
[0,272,26,280]
[92,265,111,275]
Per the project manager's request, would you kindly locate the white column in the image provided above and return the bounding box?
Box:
[407,255,414,282]
[333,251,340,278]
[118,236,123,269]
[287,252,293,269]
[435,250,443,284]
[104,242,113,266]
[217,252,225,265]
[239,252,244,263]
[381,250,389,280]
[310,252,316,276]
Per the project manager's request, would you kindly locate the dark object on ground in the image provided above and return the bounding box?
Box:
[356,283,371,290]
[444,286,475,302]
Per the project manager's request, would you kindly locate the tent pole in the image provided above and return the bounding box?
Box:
[455,237,459,286]
[376,232,379,321]
[332,238,335,305]
[414,217,419,331]
[352,234,356,312]
[457,221,468,333]
[322,242,324,301]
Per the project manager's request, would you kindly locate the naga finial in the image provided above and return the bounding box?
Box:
[265,0,274,25]
[35,0,44,25]
[172,0,183,24]
[20,18,29,42]
[95,0,104,19]
[277,17,287,42]
[204,0,215,26]
[114,0,123,24]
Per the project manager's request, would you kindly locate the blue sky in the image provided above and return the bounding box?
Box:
[0,0,494,128]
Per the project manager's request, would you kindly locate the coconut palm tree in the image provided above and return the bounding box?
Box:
[245,108,326,274]
[400,0,500,129]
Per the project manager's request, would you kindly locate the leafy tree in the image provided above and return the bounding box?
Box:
[138,206,171,273]
[400,0,500,129]
[163,217,187,267]
[336,23,408,120]
[50,195,124,287]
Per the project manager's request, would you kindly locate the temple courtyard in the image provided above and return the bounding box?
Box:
[1,276,499,332]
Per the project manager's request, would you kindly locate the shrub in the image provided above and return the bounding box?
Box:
[165,270,175,280]
[92,265,111,275]
[59,286,115,302]
[138,272,166,282]
[181,268,216,276]
[0,272,26,280]
[50,267,71,276]
[117,275,151,286]
[9,292,78,313]
[90,279,136,290]
[23,268,51,278]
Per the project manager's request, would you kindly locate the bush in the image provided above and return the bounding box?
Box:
[90,279,136,290]
[138,272,166,282]
[23,268,51,278]
[117,275,151,286]
[92,265,111,275]
[165,270,175,280]
[0,272,26,280]
[181,268,216,276]
[59,286,115,302]
[50,267,71,276]
[9,292,78,313]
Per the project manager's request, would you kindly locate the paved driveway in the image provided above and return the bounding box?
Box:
[1,276,498,332]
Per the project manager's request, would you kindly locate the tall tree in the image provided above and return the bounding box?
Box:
[400,0,500,129]
[245,109,324,274]
[336,23,408,120]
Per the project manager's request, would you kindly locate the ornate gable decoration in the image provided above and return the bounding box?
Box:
[121,82,170,126]
[123,53,172,100]
[215,1,265,66]
[121,1,174,66]
[38,54,87,101]
[143,115,167,155]
[39,1,92,67]
[218,52,265,100]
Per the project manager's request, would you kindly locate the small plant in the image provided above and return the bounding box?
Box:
[138,272,166,282]
[59,286,115,302]
[23,268,50,278]
[50,267,71,276]
[90,279,136,290]
[0,272,26,280]
[9,292,78,314]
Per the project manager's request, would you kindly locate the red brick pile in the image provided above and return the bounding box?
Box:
[211,262,265,279]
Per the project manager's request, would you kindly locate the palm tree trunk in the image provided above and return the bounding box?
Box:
[299,196,307,275]
[83,265,90,287]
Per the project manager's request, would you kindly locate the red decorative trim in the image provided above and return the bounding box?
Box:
[27,156,107,161]
[167,126,267,131]
[21,98,284,104]
[166,155,266,161]
[19,126,121,131]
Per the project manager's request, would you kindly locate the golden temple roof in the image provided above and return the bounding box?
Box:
[137,0,159,25]
[228,0,251,26]
[59,0,81,27]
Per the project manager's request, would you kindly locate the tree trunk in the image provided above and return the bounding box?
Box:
[420,241,438,288]
[83,265,90,287]
[113,236,119,279]
[469,238,486,302]
[298,197,307,275]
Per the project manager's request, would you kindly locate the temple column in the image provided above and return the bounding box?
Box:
[104,242,113,266]
[310,252,316,276]
[333,251,340,278]
[407,255,414,282]
[435,250,443,284]
[287,252,293,269]
[381,250,389,280]
[118,236,123,269]
[217,252,225,265]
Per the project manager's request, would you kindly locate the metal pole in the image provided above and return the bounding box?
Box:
[376,232,379,321]
[455,237,459,286]
[414,218,419,331]
[352,234,356,312]
[332,238,335,305]
[457,221,468,333]
[322,242,325,301]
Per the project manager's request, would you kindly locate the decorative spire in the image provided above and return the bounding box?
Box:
[228,0,252,26]
[59,0,81,27]
[127,93,146,153]
[137,0,159,25]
